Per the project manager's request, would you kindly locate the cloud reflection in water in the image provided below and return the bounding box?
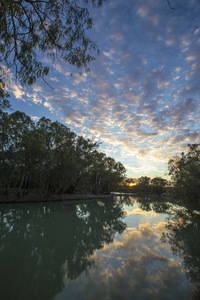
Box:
[56,202,192,300]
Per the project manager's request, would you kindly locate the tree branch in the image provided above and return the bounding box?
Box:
[167,0,174,9]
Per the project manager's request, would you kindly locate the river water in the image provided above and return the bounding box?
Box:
[0,195,199,300]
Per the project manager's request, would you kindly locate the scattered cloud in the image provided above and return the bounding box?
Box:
[9,0,200,178]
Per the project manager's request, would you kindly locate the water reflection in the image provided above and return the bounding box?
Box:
[162,206,200,299]
[135,197,200,300]
[137,197,173,214]
[0,199,126,300]
[0,196,199,300]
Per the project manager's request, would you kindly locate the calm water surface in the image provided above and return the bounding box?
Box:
[0,195,199,300]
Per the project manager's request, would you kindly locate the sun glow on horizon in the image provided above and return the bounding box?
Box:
[127,182,138,187]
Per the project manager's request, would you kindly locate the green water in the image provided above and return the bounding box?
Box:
[0,195,199,300]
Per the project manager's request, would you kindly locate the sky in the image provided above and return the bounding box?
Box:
[7,0,200,179]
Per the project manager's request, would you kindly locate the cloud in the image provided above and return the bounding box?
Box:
[9,83,25,100]
[169,98,199,127]
[9,0,200,178]
[30,115,40,121]
[44,101,54,112]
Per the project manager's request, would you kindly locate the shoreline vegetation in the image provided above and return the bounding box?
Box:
[0,188,171,204]
[0,188,113,204]
[0,189,199,211]
[0,186,170,204]
[1,111,199,206]
[1,111,126,200]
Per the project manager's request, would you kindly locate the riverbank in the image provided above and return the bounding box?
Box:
[0,188,112,204]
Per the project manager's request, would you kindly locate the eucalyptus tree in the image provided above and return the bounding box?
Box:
[8,111,35,195]
[72,136,99,192]
[89,151,126,194]
[102,157,126,192]
[89,150,106,194]
[44,120,79,194]
[0,110,35,194]
[168,143,200,201]
[0,0,104,86]
[0,79,10,111]
[0,111,12,189]
[0,109,127,197]
[151,177,168,195]
[0,0,175,86]
[136,176,151,194]
[30,117,77,195]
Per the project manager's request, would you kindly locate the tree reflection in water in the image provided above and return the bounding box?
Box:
[162,207,200,300]
[1,196,199,300]
[0,199,126,300]
[136,197,200,300]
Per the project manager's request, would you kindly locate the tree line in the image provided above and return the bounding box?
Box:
[123,144,200,204]
[123,176,168,195]
[0,110,126,197]
[168,143,200,203]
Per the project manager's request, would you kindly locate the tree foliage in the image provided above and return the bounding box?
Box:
[136,176,151,193]
[0,0,104,109]
[168,144,200,201]
[0,0,104,85]
[151,176,168,195]
[121,176,168,195]
[0,79,10,111]
[0,110,126,198]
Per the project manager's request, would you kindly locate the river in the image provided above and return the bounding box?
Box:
[0,195,199,300]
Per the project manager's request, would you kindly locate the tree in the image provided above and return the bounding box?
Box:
[0,79,11,111]
[168,144,200,201]
[0,110,36,194]
[32,117,79,195]
[0,0,174,86]
[0,0,104,85]
[1,109,126,198]
[138,176,151,185]
[0,0,105,111]
[89,152,126,194]
[108,160,126,191]
[151,177,168,195]
[72,136,99,192]
[136,176,151,194]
